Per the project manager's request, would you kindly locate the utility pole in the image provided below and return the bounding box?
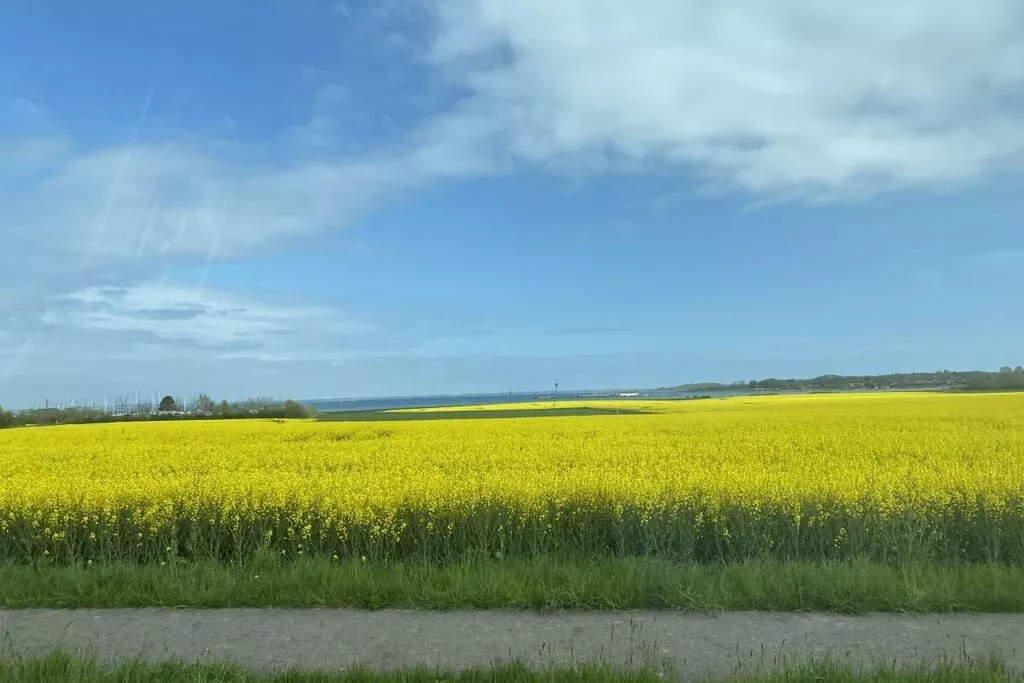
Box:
[554,380,559,406]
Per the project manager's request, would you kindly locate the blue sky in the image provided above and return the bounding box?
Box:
[2,1,1023,406]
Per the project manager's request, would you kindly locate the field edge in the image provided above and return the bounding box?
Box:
[4,558,1024,611]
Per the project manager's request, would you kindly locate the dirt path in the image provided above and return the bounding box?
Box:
[2,609,1022,679]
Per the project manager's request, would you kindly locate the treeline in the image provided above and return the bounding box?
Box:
[670,367,1024,393]
[0,396,315,429]
[960,370,1024,392]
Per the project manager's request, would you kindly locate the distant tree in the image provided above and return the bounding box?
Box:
[216,400,232,417]
[196,393,215,414]
[1016,367,1024,374]
[158,395,178,412]
[282,399,311,419]
[0,406,14,428]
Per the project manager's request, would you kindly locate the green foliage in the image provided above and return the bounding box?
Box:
[0,652,665,683]
[283,399,314,418]
[196,393,216,414]
[732,368,1024,392]
[0,396,314,428]
[0,650,1016,682]
[4,558,1024,612]
[740,655,1016,682]
[963,370,1024,392]
[665,367,1024,393]
[4,497,1024,567]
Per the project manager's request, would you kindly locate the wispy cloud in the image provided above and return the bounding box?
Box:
[3,1,1024,402]
[8,142,417,264]
[41,282,370,348]
[6,2,1023,287]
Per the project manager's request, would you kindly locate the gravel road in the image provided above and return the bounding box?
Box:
[2,609,1022,680]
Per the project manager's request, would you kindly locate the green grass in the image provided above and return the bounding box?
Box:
[9,499,1024,566]
[0,651,1017,682]
[739,655,1017,682]
[0,653,663,683]
[4,557,1024,611]
[316,407,648,422]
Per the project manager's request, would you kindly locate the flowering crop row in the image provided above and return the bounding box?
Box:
[2,392,1023,565]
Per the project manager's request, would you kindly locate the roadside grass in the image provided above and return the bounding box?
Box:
[0,650,1016,682]
[0,653,663,683]
[4,557,1024,611]
[739,654,1016,682]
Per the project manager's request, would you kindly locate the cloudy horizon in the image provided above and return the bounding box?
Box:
[2,1,1023,408]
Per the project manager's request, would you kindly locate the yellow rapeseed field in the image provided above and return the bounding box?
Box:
[2,392,1024,564]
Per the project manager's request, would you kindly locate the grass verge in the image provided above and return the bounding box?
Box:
[3,558,1024,611]
[0,651,1017,682]
[0,653,661,683]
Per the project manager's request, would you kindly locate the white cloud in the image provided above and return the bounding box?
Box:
[4,2,1024,403]
[5,2,1022,284]
[426,0,1024,198]
[6,141,421,267]
[42,282,370,348]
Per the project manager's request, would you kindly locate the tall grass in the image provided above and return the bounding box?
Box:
[4,557,1024,611]
[4,497,1024,566]
[0,653,666,683]
[0,651,1016,682]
